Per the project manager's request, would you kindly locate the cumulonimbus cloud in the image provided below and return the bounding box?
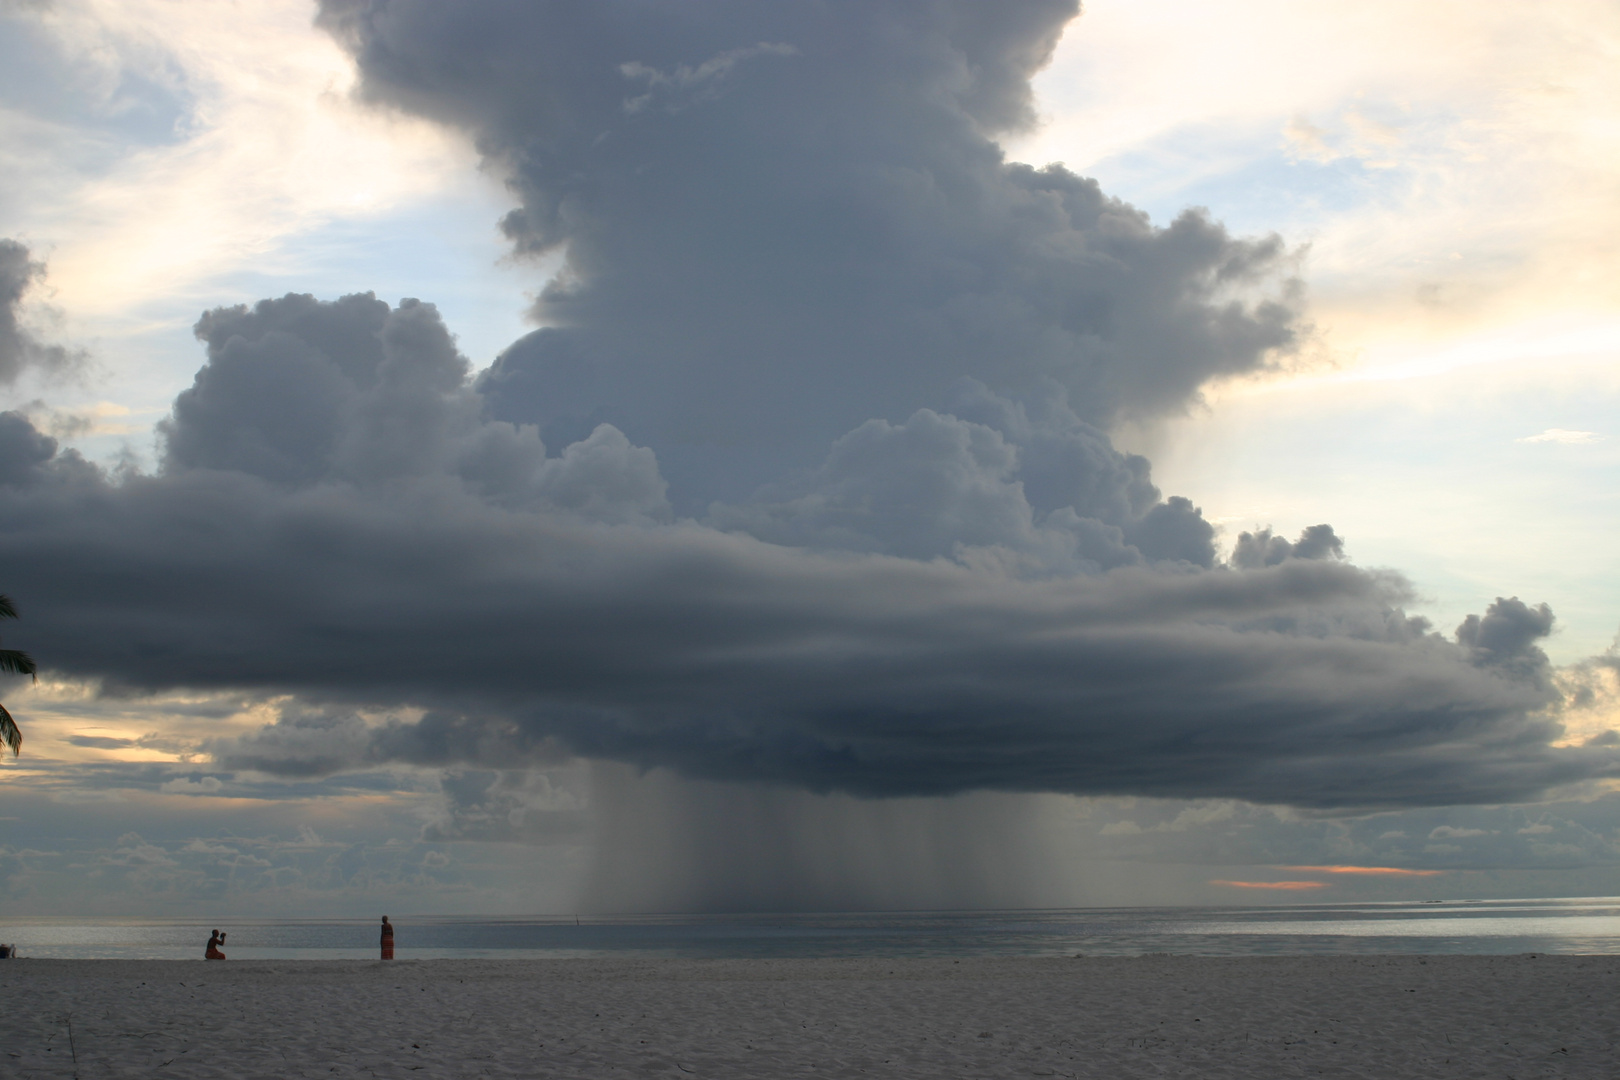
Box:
[0,289,1607,809]
[317,0,1302,510]
[0,0,1613,813]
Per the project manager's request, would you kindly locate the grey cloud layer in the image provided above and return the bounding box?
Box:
[0,290,1608,808]
[318,0,1300,509]
[0,1,1612,816]
[706,383,1217,572]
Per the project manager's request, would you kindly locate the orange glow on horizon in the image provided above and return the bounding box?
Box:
[1283,865,1444,877]
[1210,880,1328,890]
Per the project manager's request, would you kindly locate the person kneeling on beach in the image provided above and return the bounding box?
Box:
[206,929,227,960]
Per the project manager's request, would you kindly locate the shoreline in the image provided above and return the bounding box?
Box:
[4,955,1615,1077]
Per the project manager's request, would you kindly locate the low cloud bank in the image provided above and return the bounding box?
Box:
[2,1,1614,823]
[0,290,1609,810]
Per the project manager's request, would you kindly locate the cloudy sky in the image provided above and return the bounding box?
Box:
[1,0,1617,917]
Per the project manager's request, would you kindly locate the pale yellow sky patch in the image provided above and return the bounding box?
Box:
[1017,0,1620,390]
[1553,652,1620,749]
[2,677,273,765]
[9,0,479,322]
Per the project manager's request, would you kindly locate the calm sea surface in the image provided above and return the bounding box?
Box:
[4,898,1620,960]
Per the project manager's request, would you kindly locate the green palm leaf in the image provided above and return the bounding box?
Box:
[0,595,34,758]
[0,649,35,681]
[0,701,19,757]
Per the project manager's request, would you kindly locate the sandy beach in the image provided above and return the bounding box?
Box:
[1,954,1613,1078]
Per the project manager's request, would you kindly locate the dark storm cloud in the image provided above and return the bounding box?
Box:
[0,2,1612,815]
[158,291,668,519]
[312,0,1265,578]
[1231,523,1344,569]
[0,289,1611,809]
[317,0,1301,511]
[0,408,64,484]
[1457,596,1557,685]
[706,378,1218,571]
[0,239,83,385]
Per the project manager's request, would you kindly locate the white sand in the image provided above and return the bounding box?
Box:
[0,954,1614,1078]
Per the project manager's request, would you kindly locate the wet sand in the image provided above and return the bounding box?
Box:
[1,954,1614,1077]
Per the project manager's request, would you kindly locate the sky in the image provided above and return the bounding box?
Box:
[0,0,1618,918]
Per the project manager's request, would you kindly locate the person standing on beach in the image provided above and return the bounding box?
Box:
[380,916,394,960]
[205,930,226,960]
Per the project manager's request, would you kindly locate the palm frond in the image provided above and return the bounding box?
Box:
[0,649,36,682]
[0,701,20,757]
[0,595,16,621]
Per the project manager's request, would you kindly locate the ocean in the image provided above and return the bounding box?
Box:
[4,897,1619,960]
